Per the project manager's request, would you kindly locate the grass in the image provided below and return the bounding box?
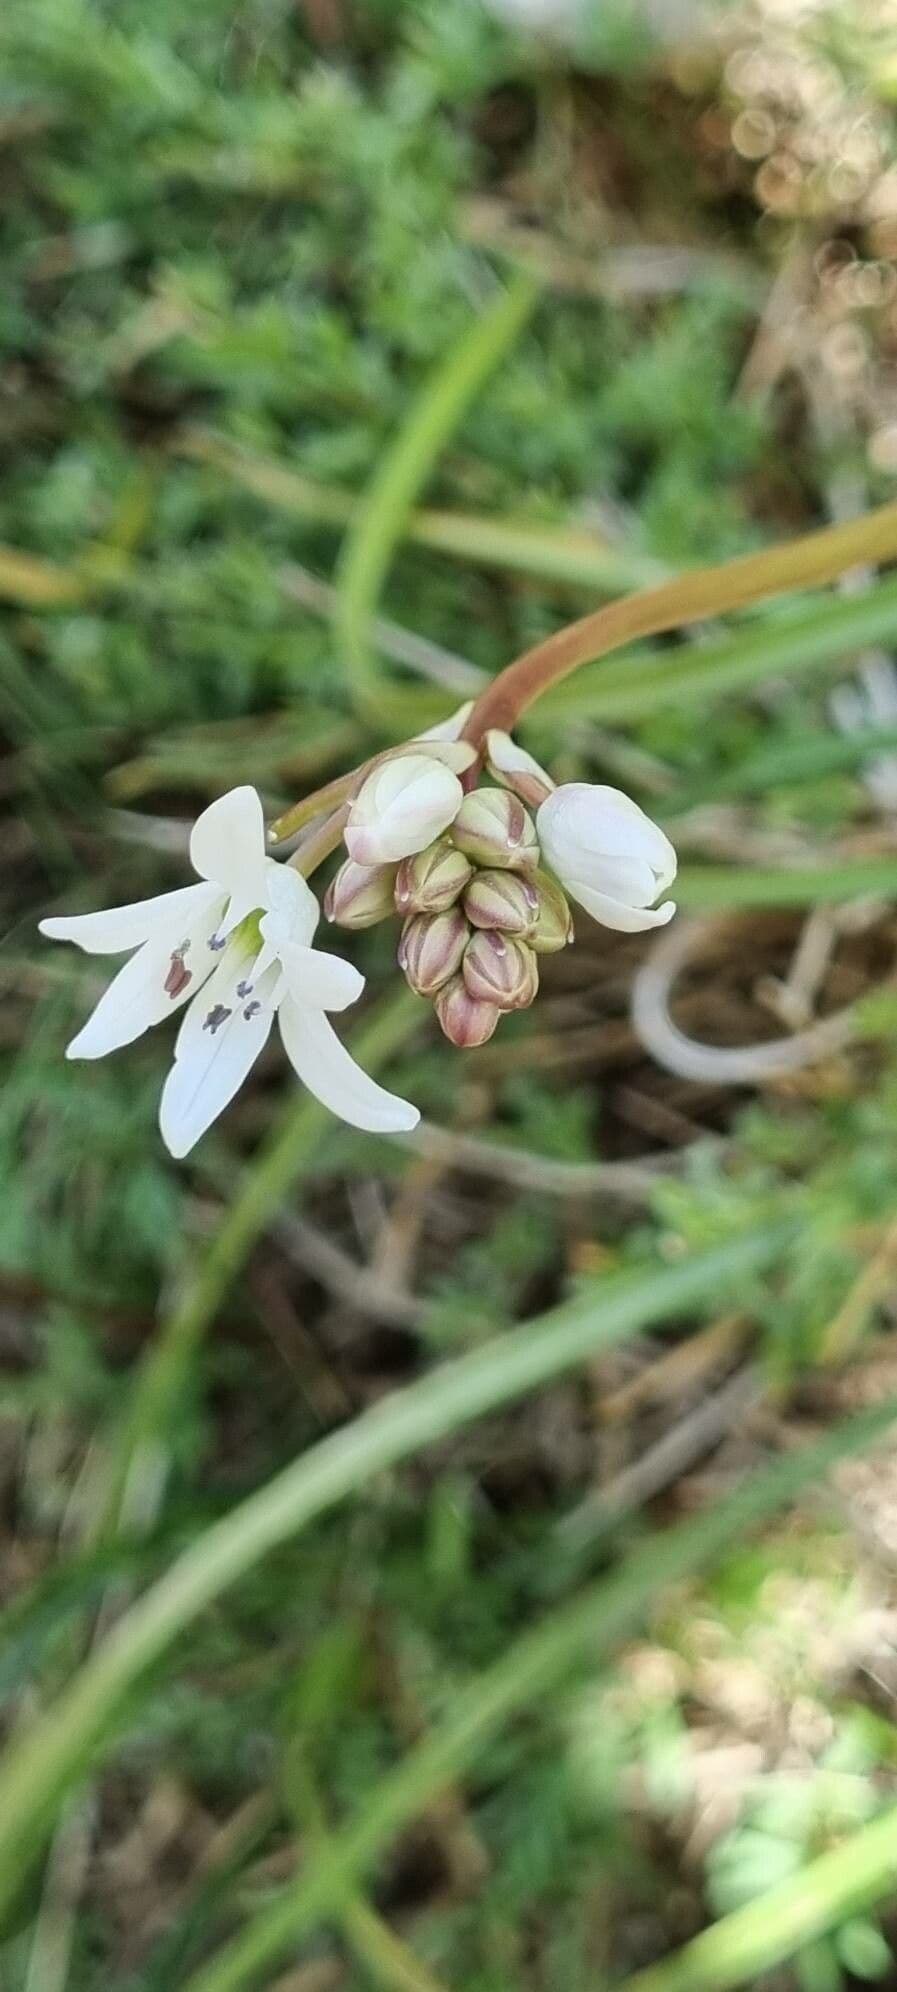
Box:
[6,3,897,1989]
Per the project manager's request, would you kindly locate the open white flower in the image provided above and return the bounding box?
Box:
[536,782,677,932]
[40,786,419,1156]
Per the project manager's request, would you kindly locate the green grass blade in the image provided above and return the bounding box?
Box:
[676,856,897,910]
[616,1787,897,1992]
[0,1227,787,1926]
[541,573,897,721]
[334,276,537,727]
[182,1398,897,1992]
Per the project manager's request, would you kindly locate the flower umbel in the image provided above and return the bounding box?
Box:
[40,786,418,1155]
[322,722,677,1049]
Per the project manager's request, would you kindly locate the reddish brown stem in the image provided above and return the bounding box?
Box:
[462,498,897,742]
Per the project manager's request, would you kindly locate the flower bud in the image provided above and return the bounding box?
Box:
[464,869,539,936]
[536,784,676,933]
[528,870,574,954]
[398,907,468,997]
[395,837,473,916]
[485,729,554,807]
[451,788,539,872]
[324,857,397,930]
[462,930,538,1011]
[345,752,463,867]
[434,975,500,1048]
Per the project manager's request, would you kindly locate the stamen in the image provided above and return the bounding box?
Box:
[243,1000,262,1021]
[208,933,226,953]
[236,979,253,999]
[164,943,192,999]
[202,1004,232,1035]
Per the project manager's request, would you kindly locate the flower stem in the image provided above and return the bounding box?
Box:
[463,499,897,740]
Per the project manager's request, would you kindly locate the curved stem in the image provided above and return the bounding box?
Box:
[462,499,897,740]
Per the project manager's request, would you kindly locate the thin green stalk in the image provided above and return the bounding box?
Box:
[616,1791,897,1992]
[0,1227,786,1926]
[676,856,897,911]
[334,277,537,727]
[182,1399,897,1992]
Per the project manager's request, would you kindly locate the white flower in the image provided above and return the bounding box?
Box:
[345,752,465,866]
[536,782,677,933]
[40,786,419,1156]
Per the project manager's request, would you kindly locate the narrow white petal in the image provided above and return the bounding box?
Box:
[416,701,474,742]
[261,859,319,946]
[65,896,222,1060]
[567,881,677,933]
[189,786,269,925]
[159,948,274,1158]
[278,999,419,1133]
[40,881,221,957]
[276,940,364,1013]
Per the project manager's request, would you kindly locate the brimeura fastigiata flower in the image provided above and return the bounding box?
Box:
[40,704,676,1154]
[324,707,677,1048]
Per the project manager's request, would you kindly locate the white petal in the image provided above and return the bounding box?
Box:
[399,740,477,774]
[65,896,223,1060]
[275,939,364,1013]
[158,950,274,1158]
[485,729,555,793]
[566,853,664,909]
[40,881,221,957]
[189,786,269,928]
[261,859,319,946]
[415,701,474,742]
[566,880,677,933]
[538,785,676,886]
[345,754,463,866]
[278,999,419,1133]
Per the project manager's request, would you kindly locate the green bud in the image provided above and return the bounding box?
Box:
[529,870,574,953]
[451,787,539,872]
[398,907,468,997]
[324,857,397,930]
[394,837,473,916]
[465,868,539,936]
[462,929,539,1012]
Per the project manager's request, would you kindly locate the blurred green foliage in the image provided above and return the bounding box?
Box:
[5,1,897,1988]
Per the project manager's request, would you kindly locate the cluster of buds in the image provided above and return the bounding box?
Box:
[325,768,573,1046]
[324,716,676,1050]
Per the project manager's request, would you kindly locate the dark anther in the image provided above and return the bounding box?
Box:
[203,1004,232,1035]
[164,944,192,1000]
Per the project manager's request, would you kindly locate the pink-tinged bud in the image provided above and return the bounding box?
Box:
[395,838,473,916]
[462,930,538,1011]
[529,870,574,954]
[434,975,500,1048]
[398,907,468,997]
[451,788,539,872]
[345,752,463,866]
[324,857,397,930]
[485,729,555,808]
[464,869,539,937]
